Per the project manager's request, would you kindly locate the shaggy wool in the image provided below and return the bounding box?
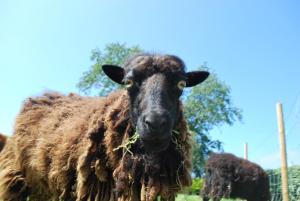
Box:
[0,90,192,201]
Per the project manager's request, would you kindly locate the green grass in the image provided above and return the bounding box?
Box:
[176,194,201,201]
[175,194,241,201]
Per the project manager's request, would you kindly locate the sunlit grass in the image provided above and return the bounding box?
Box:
[176,194,200,201]
[175,194,241,201]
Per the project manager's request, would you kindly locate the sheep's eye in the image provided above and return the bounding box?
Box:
[177,80,186,90]
[125,79,134,88]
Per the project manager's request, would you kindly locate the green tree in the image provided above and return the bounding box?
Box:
[267,166,300,201]
[77,43,142,96]
[184,68,242,177]
[77,42,242,176]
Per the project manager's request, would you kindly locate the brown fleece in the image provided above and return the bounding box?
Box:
[0,133,7,152]
[0,90,192,201]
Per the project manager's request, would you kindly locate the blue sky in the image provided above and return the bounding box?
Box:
[0,0,299,169]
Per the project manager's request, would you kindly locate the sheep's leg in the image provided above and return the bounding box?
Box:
[202,196,210,201]
[201,184,211,201]
[0,169,29,201]
[160,195,175,201]
[212,197,221,201]
[213,189,223,201]
[170,195,176,201]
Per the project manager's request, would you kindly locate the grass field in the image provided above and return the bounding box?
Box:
[176,194,200,201]
[175,194,240,201]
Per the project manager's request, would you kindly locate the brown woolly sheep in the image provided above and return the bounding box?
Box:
[0,54,209,201]
[202,153,271,201]
[0,133,7,152]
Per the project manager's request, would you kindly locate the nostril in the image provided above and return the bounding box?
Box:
[144,116,154,129]
[144,115,169,130]
[160,118,167,127]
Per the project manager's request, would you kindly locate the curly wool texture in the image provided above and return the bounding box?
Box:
[0,90,192,201]
[0,133,7,152]
[202,153,271,201]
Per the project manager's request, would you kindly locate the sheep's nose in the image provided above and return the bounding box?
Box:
[143,112,169,132]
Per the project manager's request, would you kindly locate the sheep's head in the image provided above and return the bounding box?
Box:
[103,54,209,153]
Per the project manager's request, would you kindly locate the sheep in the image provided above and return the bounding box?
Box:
[0,133,7,152]
[202,153,271,201]
[0,54,210,201]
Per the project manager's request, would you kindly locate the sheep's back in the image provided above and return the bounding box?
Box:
[205,153,270,200]
[9,92,108,197]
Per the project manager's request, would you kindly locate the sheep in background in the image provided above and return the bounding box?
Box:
[202,153,271,201]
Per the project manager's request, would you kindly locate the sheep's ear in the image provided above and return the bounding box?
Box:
[186,71,209,87]
[102,65,125,84]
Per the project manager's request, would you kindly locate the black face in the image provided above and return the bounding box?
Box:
[127,72,183,152]
[103,54,209,152]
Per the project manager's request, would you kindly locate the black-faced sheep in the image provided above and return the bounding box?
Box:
[0,133,7,152]
[202,153,271,201]
[0,54,209,201]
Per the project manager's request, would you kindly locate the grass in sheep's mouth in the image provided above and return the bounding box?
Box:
[113,130,180,155]
[172,130,180,136]
[113,132,139,155]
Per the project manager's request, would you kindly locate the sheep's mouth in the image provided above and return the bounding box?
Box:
[141,137,170,153]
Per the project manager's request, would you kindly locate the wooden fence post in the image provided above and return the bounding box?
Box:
[244,142,248,160]
[276,102,289,201]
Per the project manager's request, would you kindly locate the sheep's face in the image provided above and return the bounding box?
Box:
[103,54,209,152]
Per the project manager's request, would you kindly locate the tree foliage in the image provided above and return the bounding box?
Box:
[266,166,300,201]
[77,43,142,96]
[77,42,242,176]
[187,178,204,195]
[184,68,242,177]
